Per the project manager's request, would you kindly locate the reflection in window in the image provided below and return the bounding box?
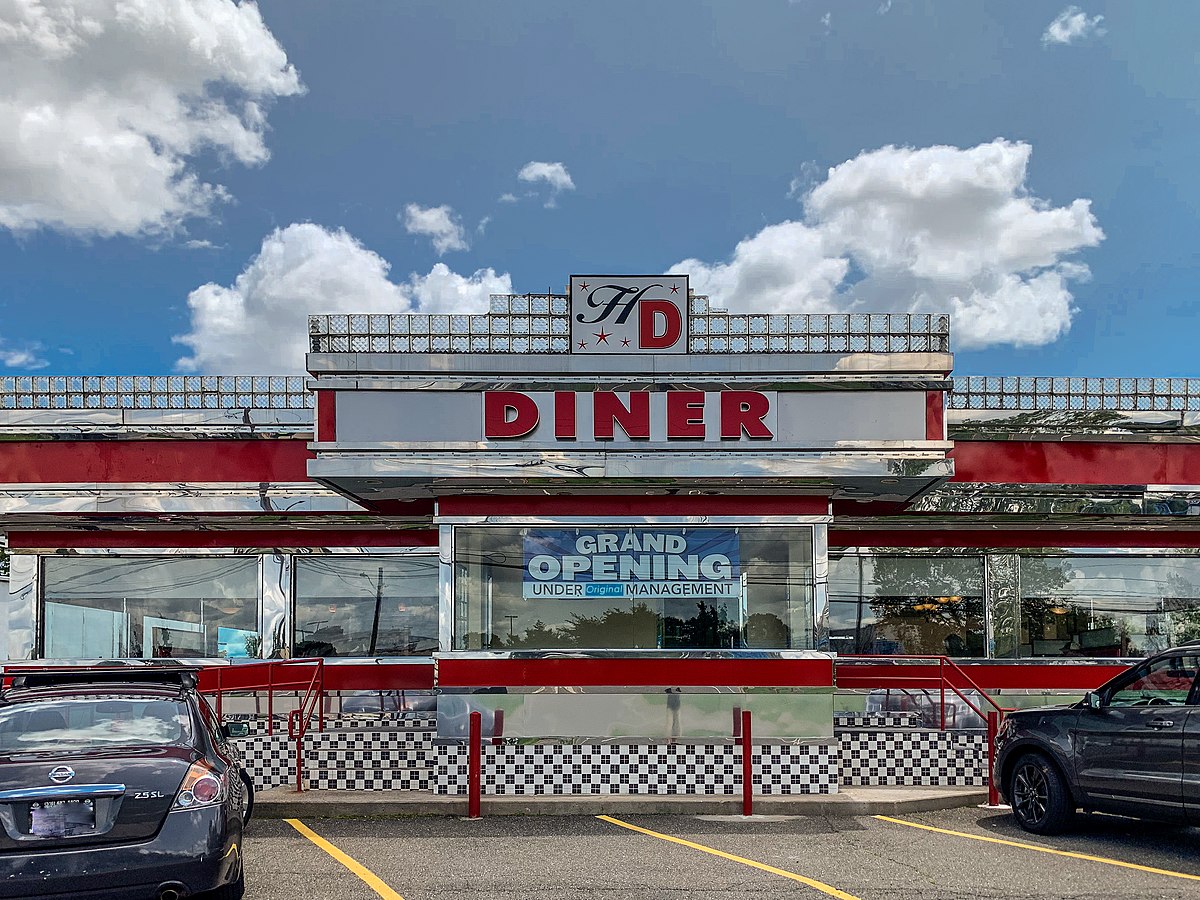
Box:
[1021,555,1200,658]
[43,556,259,659]
[452,526,814,651]
[827,552,985,657]
[294,556,439,657]
[1107,654,1199,706]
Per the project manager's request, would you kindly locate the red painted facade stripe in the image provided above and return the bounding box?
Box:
[951,439,1200,486]
[437,494,831,517]
[836,661,1127,692]
[926,391,945,442]
[829,529,1200,549]
[316,391,336,443]
[0,440,312,485]
[6,530,438,549]
[435,656,834,688]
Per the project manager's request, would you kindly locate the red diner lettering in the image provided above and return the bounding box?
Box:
[593,392,651,440]
[666,391,706,439]
[720,391,773,439]
[638,299,683,350]
[483,391,539,439]
[554,391,576,439]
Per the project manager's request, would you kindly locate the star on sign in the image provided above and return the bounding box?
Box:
[577,339,588,350]
[594,329,611,344]
[670,283,679,294]
[578,281,590,291]
[621,337,631,347]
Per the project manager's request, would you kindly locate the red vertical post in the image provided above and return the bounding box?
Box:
[267,666,275,737]
[987,710,1001,807]
[741,710,753,817]
[939,659,946,732]
[468,711,482,819]
[215,669,223,723]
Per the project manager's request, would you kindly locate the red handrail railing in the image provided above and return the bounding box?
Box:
[199,658,325,736]
[835,655,1010,729]
[286,659,326,793]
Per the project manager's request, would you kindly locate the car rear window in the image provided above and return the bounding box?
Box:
[0,696,191,753]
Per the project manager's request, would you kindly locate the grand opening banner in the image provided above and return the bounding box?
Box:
[522,529,741,600]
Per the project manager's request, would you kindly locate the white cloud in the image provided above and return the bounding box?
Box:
[1042,6,1105,46]
[517,161,575,207]
[402,203,469,255]
[498,193,518,203]
[174,223,511,373]
[0,0,303,237]
[0,345,48,369]
[184,239,219,250]
[476,215,491,234]
[674,139,1103,349]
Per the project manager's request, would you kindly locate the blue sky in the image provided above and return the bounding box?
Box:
[0,0,1197,377]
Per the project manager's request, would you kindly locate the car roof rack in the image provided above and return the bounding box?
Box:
[1,664,200,693]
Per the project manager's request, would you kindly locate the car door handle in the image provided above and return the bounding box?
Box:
[1148,718,1176,729]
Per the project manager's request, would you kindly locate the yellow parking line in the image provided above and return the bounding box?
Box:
[875,815,1200,883]
[285,818,406,900]
[597,815,861,900]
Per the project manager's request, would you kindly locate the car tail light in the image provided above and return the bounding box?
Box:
[173,761,225,810]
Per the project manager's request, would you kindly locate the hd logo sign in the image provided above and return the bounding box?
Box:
[570,275,689,354]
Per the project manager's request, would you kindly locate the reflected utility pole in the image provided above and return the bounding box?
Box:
[368,565,384,655]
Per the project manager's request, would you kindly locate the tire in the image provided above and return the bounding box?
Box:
[239,771,255,826]
[1009,752,1074,835]
[199,869,244,900]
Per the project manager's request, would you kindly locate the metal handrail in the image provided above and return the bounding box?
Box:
[202,658,326,736]
[286,660,326,793]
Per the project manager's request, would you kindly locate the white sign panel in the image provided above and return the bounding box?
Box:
[570,275,689,354]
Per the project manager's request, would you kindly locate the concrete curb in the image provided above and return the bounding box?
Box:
[254,786,987,819]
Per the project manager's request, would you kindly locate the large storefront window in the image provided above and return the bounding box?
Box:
[828,552,985,656]
[1019,554,1200,658]
[43,556,259,659]
[452,525,815,650]
[294,556,439,657]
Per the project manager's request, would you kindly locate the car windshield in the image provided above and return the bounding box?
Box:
[0,696,191,753]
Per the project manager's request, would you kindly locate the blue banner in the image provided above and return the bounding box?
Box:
[522,528,741,600]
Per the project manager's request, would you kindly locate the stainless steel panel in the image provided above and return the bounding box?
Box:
[7,554,36,660]
[986,554,1020,659]
[261,553,290,659]
[0,483,366,515]
[813,524,829,651]
[438,523,455,654]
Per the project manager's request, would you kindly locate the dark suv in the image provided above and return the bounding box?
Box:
[994,645,1200,834]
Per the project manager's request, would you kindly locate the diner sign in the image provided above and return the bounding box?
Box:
[522,528,741,600]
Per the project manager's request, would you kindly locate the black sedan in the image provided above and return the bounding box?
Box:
[0,667,252,900]
[994,644,1200,834]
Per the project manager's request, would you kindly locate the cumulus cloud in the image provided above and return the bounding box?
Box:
[402,203,468,255]
[0,0,302,237]
[674,140,1103,349]
[0,342,48,370]
[517,161,575,207]
[1042,6,1105,46]
[174,223,512,373]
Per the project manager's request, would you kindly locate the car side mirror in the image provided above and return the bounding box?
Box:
[222,721,250,738]
[1083,691,1104,710]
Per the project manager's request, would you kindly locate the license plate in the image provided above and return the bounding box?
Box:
[29,799,95,837]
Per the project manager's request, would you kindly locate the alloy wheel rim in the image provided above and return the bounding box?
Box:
[1013,764,1049,824]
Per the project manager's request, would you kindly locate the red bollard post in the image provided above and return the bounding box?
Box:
[987,710,1001,807]
[741,710,753,817]
[468,711,482,819]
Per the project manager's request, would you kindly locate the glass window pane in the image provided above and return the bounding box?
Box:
[452,525,813,650]
[1020,555,1200,658]
[1108,655,1199,706]
[43,556,259,659]
[294,556,439,657]
[828,552,985,656]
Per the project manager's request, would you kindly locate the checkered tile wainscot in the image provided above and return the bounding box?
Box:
[231,732,293,790]
[436,743,839,796]
[837,729,988,786]
[305,729,436,791]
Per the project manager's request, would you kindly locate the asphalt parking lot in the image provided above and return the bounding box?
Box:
[240,807,1200,899]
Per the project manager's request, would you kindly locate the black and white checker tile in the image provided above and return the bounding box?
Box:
[838,730,987,786]
[231,733,294,790]
[305,729,435,791]
[435,743,840,796]
[833,712,921,729]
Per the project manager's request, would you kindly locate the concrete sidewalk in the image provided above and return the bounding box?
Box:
[255,785,988,818]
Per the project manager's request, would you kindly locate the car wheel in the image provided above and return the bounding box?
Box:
[240,772,255,826]
[1009,752,1074,835]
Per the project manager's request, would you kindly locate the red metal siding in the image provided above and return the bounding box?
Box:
[951,440,1200,486]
